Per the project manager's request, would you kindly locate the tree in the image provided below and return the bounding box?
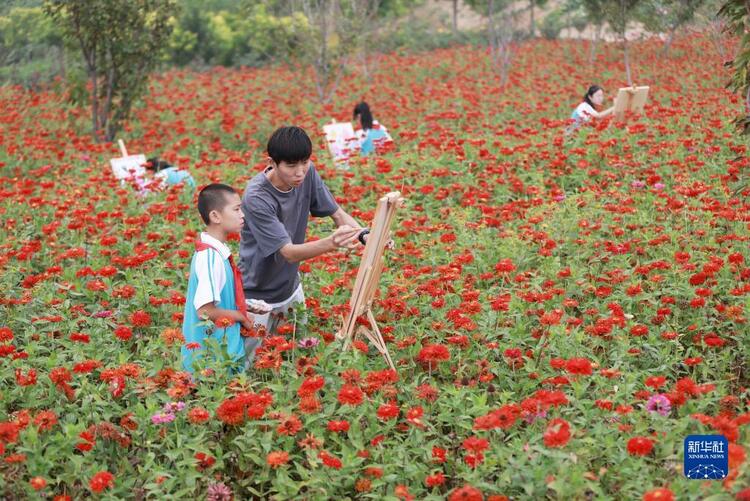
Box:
[636,0,706,56]
[719,0,750,134]
[528,0,549,37]
[466,0,521,87]
[44,0,175,142]
[581,0,641,85]
[291,0,382,102]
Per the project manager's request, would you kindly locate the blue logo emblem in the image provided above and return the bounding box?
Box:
[684,435,728,480]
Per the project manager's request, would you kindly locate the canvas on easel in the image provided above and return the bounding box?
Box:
[613,86,650,120]
[323,121,359,165]
[109,139,146,183]
[337,191,403,371]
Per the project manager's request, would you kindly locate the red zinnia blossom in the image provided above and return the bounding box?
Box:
[337,384,364,406]
[327,420,350,433]
[0,327,13,342]
[129,310,151,328]
[565,358,592,376]
[33,410,57,432]
[89,471,114,493]
[194,452,216,471]
[462,436,489,453]
[267,451,290,468]
[425,471,446,487]
[642,487,674,501]
[543,418,571,448]
[627,436,654,456]
[276,414,302,436]
[29,477,46,491]
[114,326,133,341]
[216,398,246,426]
[416,344,450,364]
[416,384,439,402]
[495,258,516,274]
[449,484,484,501]
[298,375,325,397]
[188,407,210,424]
[318,450,342,469]
[377,402,400,421]
[432,446,447,463]
[15,368,37,386]
[645,376,667,389]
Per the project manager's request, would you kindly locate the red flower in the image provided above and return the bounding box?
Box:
[194,452,216,471]
[114,325,133,341]
[627,436,654,456]
[462,436,489,453]
[642,488,674,501]
[318,450,342,469]
[29,477,46,491]
[89,471,114,493]
[276,414,302,436]
[425,471,445,487]
[324,420,348,434]
[416,344,450,364]
[129,310,152,328]
[432,446,447,463]
[565,358,592,375]
[216,398,246,426]
[337,384,364,406]
[449,484,483,501]
[495,258,516,274]
[33,410,57,432]
[298,375,325,397]
[267,451,290,468]
[188,407,210,424]
[377,402,400,421]
[543,418,571,448]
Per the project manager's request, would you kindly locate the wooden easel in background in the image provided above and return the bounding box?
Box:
[337,192,404,371]
[613,85,650,120]
[109,139,146,183]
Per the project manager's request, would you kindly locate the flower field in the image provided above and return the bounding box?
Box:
[1,34,749,500]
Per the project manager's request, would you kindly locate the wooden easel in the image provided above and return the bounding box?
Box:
[337,192,403,370]
[109,139,146,182]
[613,85,649,120]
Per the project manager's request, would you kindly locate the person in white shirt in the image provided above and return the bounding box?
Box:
[571,85,615,125]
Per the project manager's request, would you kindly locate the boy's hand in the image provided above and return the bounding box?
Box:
[235,311,253,330]
[331,225,360,249]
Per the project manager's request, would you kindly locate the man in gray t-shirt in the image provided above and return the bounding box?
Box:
[240,126,365,362]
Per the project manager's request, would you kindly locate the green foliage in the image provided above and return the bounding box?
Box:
[43,0,175,141]
[719,0,750,134]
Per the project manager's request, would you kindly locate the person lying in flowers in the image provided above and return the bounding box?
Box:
[239,126,367,365]
[181,183,268,373]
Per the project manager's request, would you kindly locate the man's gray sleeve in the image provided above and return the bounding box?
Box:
[309,167,339,217]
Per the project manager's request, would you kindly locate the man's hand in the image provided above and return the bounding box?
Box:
[331,225,360,249]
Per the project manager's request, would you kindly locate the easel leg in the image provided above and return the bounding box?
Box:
[366,309,396,371]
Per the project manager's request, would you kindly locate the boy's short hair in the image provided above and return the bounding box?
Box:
[197,183,238,225]
[267,126,312,165]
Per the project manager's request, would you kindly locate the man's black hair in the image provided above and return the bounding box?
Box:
[353,102,374,130]
[267,126,312,165]
[197,183,237,225]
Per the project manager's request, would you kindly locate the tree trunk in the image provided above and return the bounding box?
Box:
[90,51,100,142]
[57,46,66,80]
[589,25,599,66]
[661,25,676,58]
[452,0,458,35]
[623,35,632,86]
[529,0,535,38]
